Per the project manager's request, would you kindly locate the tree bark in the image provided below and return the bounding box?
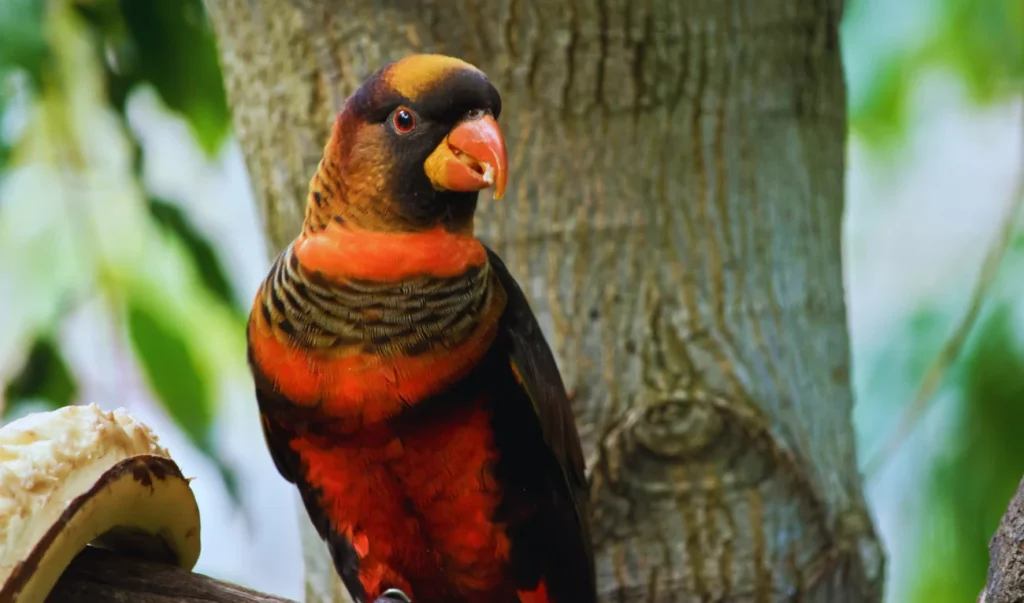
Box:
[47,546,297,603]
[204,0,885,600]
[980,475,1024,603]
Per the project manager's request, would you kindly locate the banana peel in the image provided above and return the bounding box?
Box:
[0,404,201,602]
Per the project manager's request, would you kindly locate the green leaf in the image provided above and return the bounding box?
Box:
[118,0,230,155]
[125,300,240,504]
[0,0,49,87]
[72,0,135,114]
[3,336,77,419]
[845,0,1023,147]
[928,0,1024,103]
[912,305,1024,602]
[77,0,230,154]
[126,300,213,447]
[848,56,914,149]
[147,197,243,312]
[0,73,10,168]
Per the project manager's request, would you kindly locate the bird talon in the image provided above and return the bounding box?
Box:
[377,588,412,603]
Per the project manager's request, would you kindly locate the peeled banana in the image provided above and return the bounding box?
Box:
[0,403,201,602]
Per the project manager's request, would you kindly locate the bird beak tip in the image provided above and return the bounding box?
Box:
[424,114,508,200]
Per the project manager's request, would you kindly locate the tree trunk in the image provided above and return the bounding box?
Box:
[204,0,885,600]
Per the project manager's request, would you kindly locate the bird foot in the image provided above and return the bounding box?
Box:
[375,588,412,603]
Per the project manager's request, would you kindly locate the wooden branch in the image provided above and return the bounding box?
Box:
[980,474,1024,603]
[46,546,297,603]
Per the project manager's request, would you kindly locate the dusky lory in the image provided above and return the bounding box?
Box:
[246,54,597,603]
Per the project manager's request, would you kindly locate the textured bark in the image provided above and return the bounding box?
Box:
[47,546,297,602]
[204,0,885,600]
[980,475,1024,603]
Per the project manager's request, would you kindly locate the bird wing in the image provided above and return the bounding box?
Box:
[246,343,367,602]
[486,246,597,600]
[247,343,301,484]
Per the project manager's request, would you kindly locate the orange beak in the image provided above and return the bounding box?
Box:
[423,113,508,200]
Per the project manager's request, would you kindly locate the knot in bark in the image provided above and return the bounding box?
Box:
[628,390,724,459]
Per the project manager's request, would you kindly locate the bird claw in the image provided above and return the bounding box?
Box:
[375,588,412,603]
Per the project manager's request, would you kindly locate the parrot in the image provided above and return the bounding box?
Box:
[246,54,597,603]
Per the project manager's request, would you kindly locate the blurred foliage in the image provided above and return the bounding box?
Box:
[0,0,46,169]
[125,297,239,498]
[856,264,1024,603]
[77,0,230,154]
[839,0,1024,597]
[845,0,1023,147]
[910,305,1024,602]
[0,0,48,88]
[843,0,1024,599]
[126,300,214,455]
[3,336,76,417]
[0,0,241,502]
[148,196,241,309]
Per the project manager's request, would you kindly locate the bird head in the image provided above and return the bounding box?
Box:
[311,54,507,234]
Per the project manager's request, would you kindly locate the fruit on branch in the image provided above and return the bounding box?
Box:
[0,404,201,603]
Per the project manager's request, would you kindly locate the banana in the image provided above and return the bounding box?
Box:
[0,403,201,603]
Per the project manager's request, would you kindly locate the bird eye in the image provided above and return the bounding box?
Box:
[465,108,486,120]
[392,108,415,133]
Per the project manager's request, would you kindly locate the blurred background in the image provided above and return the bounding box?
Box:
[0,0,1020,601]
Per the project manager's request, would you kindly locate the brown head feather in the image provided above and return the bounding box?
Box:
[301,54,502,236]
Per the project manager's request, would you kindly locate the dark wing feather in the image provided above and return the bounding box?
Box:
[486,247,597,599]
[246,343,300,484]
[246,342,367,602]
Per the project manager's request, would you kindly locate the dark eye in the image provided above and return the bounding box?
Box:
[392,108,415,133]
[466,108,486,120]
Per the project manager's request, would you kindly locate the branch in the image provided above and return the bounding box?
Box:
[46,546,297,603]
[980,474,1024,603]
